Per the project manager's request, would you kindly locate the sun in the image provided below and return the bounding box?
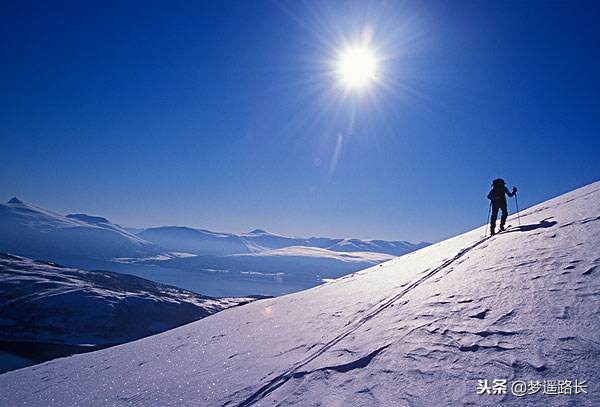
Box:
[336,45,378,90]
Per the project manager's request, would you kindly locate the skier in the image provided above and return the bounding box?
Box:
[487,178,517,235]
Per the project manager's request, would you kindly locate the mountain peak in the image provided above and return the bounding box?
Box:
[248,228,268,235]
[7,197,24,204]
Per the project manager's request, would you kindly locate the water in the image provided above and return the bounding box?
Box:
[0,341,108,374]
[58,258,324,297]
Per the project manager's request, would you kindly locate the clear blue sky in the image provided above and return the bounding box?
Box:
[1,1,599,242]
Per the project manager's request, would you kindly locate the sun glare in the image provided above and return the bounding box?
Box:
[336,46,378,90]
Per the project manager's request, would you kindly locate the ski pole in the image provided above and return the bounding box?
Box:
[484,201,491,237]
[515,191,521,225]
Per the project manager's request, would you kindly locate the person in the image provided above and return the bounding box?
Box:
[487,178,517,235]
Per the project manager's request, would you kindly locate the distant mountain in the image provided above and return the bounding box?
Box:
[327,238,430,255]
[0,198,165,262]
[227,245,395,279]
[123,226,146,235]
[155,246,395,283]
[139,226,428,257]
[0,252,256,372]
[0,198,429,297]
[65,213,126,233]
[138,226,251,256]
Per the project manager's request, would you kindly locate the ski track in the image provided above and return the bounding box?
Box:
[236,236,492,406]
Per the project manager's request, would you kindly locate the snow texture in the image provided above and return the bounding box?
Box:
[0,182,598,406]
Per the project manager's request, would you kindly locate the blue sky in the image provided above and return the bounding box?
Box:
[1,0,599,242]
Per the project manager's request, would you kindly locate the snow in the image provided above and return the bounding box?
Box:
[138,226,252,256]
[155,245,395,295]
[0,199,163,261]
[0,198,427,297]
[0,253,254,346]
[131,227,425,296]
[138,225,427,257]
[246,228,270,235]
[232,245,394,263]
[1,181,598,406]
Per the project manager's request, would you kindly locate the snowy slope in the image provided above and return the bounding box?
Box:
[1,182,598,406]
[0,198,164,261]
[0,253,254,346]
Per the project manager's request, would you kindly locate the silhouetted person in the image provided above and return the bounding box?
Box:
[487,178,517,235]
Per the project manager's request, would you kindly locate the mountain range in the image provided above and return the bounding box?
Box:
[0,198,428,296]
[138,226,427,257]
[0,198,163,262]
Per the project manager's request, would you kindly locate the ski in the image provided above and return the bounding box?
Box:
[489,224,513,237]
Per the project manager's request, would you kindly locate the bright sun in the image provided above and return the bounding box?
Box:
[336,46,378,90]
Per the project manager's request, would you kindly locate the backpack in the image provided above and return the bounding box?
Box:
[492,178,505,187]
[488,179,506,201]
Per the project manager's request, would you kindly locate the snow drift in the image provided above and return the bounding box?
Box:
[0,182,598,406]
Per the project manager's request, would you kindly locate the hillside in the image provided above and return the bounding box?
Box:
[0,253,255,372]
[0,198,163,262]
[0,181,598,406]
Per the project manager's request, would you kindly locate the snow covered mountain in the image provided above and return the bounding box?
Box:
[155,246,395,284]
[0,252,253,345]
[327,238,428,255]
[0,198,164,262]
[139,225,428,256]
[0,253,255,372]
[0,197,427,297]
[1,181,598,406]
[137,226,253,256]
